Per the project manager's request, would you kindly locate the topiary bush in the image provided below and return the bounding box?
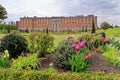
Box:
[0,33,27,58]
[28,32,54,57]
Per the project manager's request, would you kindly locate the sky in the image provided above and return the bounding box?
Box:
[0,0,120,26]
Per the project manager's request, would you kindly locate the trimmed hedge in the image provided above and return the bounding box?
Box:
[0,69,120,80]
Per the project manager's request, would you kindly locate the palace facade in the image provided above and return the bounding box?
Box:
[18,15,97,32]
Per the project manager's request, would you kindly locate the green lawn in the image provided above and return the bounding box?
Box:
[52,34,82,47]
[0,27,120,48]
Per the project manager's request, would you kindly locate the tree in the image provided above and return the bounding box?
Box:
[91,20,95,33]
[100,22,111,30]
[114,25,119,28]
[0,4,7,23]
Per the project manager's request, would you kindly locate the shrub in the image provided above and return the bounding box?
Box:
[0,33,27,58]
[28,32,54,57]
[55,39,75,70]
[11,54,40,70]
[0,50,10,68]
[55,36,92,71]
[0,69,120,80]
[77,33,103,50]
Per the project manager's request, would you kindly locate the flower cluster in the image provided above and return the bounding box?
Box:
[70,38,92,60]
[71,39,86,51]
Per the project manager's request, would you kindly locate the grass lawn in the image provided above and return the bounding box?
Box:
[0,27,120,48]
[52,34,82,47]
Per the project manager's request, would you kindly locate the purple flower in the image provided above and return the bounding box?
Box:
[74,39,79,44]
[72,44,77,48]
[75,46,80,51]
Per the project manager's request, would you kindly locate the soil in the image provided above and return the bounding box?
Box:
[40,52,120,74]
[88,52,120,74]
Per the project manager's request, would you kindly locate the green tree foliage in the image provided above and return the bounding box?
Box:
[100,22,111,30]
[91,20,95,33]
[0,4,7,23]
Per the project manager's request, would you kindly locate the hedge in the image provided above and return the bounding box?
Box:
[0,24,17,30]
[0,68,120,80]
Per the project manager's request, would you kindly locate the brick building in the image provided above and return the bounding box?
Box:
[18,15,97,32]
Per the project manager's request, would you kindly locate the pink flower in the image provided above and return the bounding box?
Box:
[80,41,86,48]
[67,36,73,40]
[75,46,80,51]
[99,34,103,37]
[85,53,92,60]
[85,55,89,60]
[72,44,77,48]
[74,39,79,44]
[103,38,109,43]
[87,53,92,57]
[81,40,86,44]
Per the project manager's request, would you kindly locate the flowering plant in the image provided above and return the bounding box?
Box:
[69,38,92,72]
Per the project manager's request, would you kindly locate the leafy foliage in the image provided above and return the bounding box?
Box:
[11,54,40,70]
[102,46,120,67]
[28,32,54,57]
[77,33,103,50]
[0,50,10,68]
[0,69,120,80]
[0,33,27,58]
[109,37,120,50]
[55,39,75,70]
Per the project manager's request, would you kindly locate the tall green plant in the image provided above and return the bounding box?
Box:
[0,50,10,68]
[69,46,91,72]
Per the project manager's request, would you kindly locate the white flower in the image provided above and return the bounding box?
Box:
[109,43,112,47]
[49,63,54,67]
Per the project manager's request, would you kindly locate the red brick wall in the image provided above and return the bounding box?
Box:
[18,15,97,32]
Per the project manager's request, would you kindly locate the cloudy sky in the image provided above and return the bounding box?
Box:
[0,0,120,26]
